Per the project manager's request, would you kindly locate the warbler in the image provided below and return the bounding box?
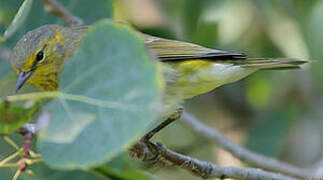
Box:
[10,24,308,117]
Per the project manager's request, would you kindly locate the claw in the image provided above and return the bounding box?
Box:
[143,142,162,162]
[131,140,163,162]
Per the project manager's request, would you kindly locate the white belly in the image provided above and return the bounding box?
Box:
[160,63,257,117]
[175,63,256,98]
[195,63,257,92]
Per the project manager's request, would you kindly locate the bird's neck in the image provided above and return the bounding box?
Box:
[61,26,89,62]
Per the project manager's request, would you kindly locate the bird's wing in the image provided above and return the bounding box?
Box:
[141,34,246,61]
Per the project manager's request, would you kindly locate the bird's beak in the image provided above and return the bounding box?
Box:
[16,71,32,92]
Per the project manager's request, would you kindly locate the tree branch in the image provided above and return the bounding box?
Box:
[181,111,314,179]
[130,141,297,180]
[42,0,84,26]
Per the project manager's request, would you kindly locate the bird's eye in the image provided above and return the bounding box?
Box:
[36,51,44,62]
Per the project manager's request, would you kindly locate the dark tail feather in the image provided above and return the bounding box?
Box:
[233,58,309,70]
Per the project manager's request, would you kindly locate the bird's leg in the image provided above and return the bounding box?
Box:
[131,107,183,162]
[141,107,183,142]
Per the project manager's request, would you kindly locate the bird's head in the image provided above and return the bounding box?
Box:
[11,24,87,92]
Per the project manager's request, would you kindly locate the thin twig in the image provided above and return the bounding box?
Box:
[29,151,42,159]
[42,0,83,26]
[131,141,297,180]
[3,136,23,156]
[181,111,313,179]
[25,158,43,165]
[0,163,19,168]
[12,169,21,180]
[0,151,19,166]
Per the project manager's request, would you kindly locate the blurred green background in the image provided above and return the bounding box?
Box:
[0,0,322,179]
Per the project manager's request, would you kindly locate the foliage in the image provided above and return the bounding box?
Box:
[38,20,160,168]
[0,0,322,180]
[0,0,160,179]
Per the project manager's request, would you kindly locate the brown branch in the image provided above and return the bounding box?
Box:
[130,141,297,180]
[42,0,84,26]
[181,111,314,179]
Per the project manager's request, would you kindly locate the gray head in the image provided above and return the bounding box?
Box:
[10,24,88,91]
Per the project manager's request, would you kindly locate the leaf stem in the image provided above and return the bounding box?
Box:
[0,162,19,167]
[0,151,19,166]
[3,136,23,156]
[12,169,21,180]
[26,158,43,165]
[29,151,41,158]
[2,91,128,110]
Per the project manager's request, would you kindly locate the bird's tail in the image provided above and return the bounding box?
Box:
[233,58,309,70]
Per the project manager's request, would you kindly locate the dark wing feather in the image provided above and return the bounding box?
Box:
[142,33,246,61]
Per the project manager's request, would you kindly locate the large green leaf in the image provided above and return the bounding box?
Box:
[38,20,161,168]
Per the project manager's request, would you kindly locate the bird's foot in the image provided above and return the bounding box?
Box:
[130,140,162,162]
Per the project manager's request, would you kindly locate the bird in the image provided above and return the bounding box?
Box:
[10,24,308,119]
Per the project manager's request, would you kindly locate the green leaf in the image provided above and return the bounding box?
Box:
[93,165,160,180]
[18,163,103,180]
[92,166,125,180]
[38,20,161,168]
[0,101,39,135]
[121,168,160,180]
[0,0,33,42]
